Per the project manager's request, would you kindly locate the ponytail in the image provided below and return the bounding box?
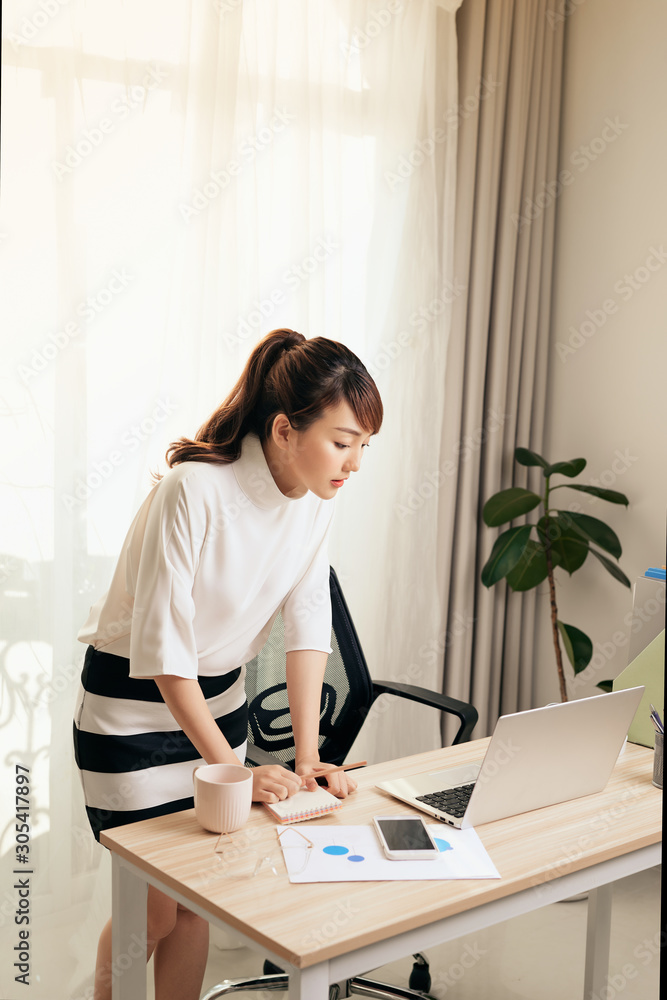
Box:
[163,328,383,471]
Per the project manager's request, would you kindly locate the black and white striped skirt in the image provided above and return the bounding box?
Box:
[72,646,248,843]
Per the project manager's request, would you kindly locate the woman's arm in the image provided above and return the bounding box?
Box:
[285,649,356,797]
[154,675,301,803]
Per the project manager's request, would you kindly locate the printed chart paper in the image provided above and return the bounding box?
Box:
[277,824,501,883]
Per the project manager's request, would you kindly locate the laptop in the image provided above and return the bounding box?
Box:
[377,686,644,829]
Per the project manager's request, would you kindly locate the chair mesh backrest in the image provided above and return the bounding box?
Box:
[245,568,375,767]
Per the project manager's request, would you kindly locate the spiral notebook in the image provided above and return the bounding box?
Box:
[263,787,342,824]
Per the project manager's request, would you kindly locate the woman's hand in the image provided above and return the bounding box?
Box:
[250,764,303,804]
[295,756,357,798]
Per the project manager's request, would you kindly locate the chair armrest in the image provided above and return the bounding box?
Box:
[244,745,295,770]
[371,680,478,744]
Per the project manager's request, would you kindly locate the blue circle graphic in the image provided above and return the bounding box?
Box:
[347,854,365,862]
[434,838,453,853]
[323,845,349,856]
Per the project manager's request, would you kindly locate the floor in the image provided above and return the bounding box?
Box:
[180,866,661,1000]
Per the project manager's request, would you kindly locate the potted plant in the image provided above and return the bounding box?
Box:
[480,447,630,701]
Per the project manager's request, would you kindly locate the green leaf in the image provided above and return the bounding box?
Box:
[515,447,549,469]
[564,512,622,559]
[554,536,589,574]
[537,514,589,574]
[482,488,542,527]
[481,525,533,588]
[588,548,632,587]
[557,621,593,674]
[555,484,629,505]
[596,680,614,693]
[543,458,587,478]
[505,540,549,591]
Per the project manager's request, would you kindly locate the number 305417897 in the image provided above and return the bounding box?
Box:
[15,764,31,864]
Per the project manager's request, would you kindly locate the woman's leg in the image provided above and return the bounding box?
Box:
[153,903,210,1000]
[93,885,180,1000]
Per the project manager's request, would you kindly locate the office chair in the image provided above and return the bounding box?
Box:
[201,567,478,1000]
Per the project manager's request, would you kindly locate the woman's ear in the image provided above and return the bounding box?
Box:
[270,413,293,451]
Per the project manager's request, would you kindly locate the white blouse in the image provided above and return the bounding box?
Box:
[78,432,335,679]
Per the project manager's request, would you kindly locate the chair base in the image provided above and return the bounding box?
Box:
[201,954,437,999]
[202,977,437,999]
[201,973,287,996]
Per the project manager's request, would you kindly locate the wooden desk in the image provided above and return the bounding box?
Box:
[101,739,662,999]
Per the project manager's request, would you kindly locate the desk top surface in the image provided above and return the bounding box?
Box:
[101,739,661,968]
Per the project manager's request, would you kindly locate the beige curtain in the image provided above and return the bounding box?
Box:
[438,0,566,740]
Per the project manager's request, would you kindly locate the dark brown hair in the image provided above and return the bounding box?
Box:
[164,328,383,470]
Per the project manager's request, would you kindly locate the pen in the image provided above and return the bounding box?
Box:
[649,704,663,734]
[300,760,367,786]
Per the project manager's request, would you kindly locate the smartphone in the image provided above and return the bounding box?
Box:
[373,815,440,860]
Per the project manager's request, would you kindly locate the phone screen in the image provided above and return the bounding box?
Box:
[376,818,436,852]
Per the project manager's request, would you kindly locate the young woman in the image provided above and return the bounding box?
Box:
[72,328,383,1000]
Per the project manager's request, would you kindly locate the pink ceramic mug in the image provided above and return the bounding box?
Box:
[193,763,253,833]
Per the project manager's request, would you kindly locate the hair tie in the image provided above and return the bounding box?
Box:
[282,330,303,352]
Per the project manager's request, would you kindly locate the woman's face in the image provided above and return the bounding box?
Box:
[268,400,373,500]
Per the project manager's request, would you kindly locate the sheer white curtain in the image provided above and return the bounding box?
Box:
[0,1,461,996]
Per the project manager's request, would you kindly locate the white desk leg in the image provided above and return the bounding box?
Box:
[288,963,330,999]
[583,882,612,1000]
[111,855,148,1000]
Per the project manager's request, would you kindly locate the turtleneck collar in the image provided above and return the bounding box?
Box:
[233,432,302,510]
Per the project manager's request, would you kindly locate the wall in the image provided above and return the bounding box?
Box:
[534,0,667,704]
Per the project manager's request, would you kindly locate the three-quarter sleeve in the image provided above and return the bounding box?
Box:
[128,477,201,679]
[281,503,335,655]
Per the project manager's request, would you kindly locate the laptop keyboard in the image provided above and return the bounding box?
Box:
[416,782,475,818]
